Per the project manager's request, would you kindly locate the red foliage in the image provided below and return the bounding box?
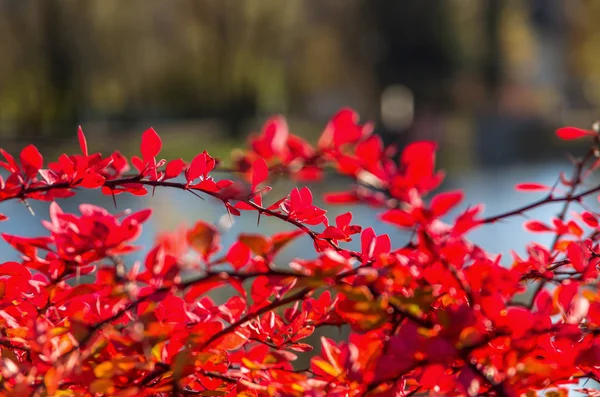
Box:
[0,111,599,396]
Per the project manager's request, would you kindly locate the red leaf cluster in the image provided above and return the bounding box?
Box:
[0,112,599,396]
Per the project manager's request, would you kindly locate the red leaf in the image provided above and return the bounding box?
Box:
[534,289,553,315]
[0,149,18,173]
[131,156,145,173]
[0,214,7,222]
[0,261,31,279]
[401,141,437,165]
[318,226,346,240]
[556,127,595,140]
[251,276,274,303]
[496,307,533,338]
[323,191,360,204]
[580,211,599,228]
[109,151,130,174]
[317,108,361,148]
[431,190,463,217]
[78,126,88,156]
[288,343,313,352]
[187,221,220,261]
[251,158,269,189]
[20,144,43,178]
[361,228,376,259]
[252,116,289,159]
[568,295,590,324]
[216,327,250,350]
[79,173,106,189]
[124,208,153,226]
[567,242,586,272]
[515,183,550,192]
[374,234,391,257]
[524,220,553,233]
[187,152,207,182]
[318,108,366,148]
[141,128,162,160]
[400,141,444,193]
[271,230,303,255]
[264,116,289,154]
[566,220,584,238]
[336,212,352,228]
[420,364,446,389]
[556,280,579,312]
[239,234,272,257]
[164,159,185,180]
[560,172,574,187]
[299,186,313,205]
[355,135,383,163]
[380,209,415,228]
[185,279,226,301]
[226,241,252,270]
[588,302,600,326]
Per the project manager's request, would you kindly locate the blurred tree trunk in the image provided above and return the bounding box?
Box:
[483,0,502,104]
[363,0,456,144]
[39,1,83,137]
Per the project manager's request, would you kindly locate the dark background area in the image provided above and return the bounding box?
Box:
[0,0,598,168]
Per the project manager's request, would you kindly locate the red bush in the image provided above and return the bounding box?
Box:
[0,109,599,396]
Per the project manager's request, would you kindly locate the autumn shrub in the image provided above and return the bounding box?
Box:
[0,109,599,396]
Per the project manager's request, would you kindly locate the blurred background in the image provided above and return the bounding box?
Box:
[1,0,600,165]
[2,0,600,378]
